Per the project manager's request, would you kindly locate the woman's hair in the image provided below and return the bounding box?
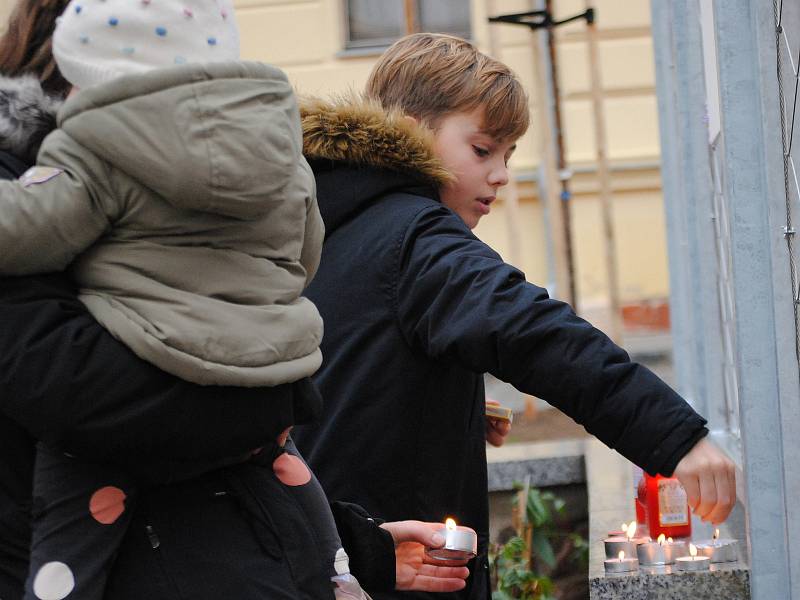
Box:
[0,0,71,98]
[365,33,529,143]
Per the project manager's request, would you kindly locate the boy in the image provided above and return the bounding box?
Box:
[295,33,735,599]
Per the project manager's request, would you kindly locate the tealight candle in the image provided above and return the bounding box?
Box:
[604,550,639,574]
[637,533,688,565]
[604,521,648,559]
[607,521,630,538]
[695,529,738,563]
[675,543,711,572]
[425,518,477,561]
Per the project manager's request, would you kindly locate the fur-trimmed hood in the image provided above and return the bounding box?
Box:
[300,95,453,187]
[0,75,62,165]
[300,95,453,235]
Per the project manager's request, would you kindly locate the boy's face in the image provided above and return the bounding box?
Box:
[432,109,516,229]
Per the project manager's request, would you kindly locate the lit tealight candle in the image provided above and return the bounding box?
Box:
[675,543,711,571]
[637,533,688,565]
[425,518,477,561]
[604,521,648,559]
[695,528,738,563]
[604,550,639,574]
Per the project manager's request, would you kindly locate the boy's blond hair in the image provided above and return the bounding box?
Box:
[365,33,529,142]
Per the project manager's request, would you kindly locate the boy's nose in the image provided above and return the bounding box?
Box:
[489,163,509,187]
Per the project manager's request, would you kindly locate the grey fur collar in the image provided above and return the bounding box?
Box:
[0,75,62,164]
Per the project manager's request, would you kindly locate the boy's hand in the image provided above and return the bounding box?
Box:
[380,520,470,592]
[673,438,737,524]
[485,398,512,447]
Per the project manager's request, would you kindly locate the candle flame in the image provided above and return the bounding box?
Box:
[618,550,625,561]
[689,543,697,557]
[445,518,456,531]
[621,522,628,534]
[626,521,637,540]
[713,528,720,541]
[657,533,666,545]
[667,537,673,544]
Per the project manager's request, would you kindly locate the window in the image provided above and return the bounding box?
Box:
[345,0,471,51]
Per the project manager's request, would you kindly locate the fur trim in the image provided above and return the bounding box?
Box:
[300,95,454,186]
[0,75,62,164]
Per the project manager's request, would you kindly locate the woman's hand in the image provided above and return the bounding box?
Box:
[380,520,470,592]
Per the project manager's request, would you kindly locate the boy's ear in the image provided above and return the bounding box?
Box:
[403,115,419,127]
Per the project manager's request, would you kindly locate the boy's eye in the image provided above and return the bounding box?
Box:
[472,145,490,158]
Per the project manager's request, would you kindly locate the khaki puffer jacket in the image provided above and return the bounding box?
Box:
[0,61,323,387]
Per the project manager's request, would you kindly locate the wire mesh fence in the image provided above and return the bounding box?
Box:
[775,0,800,376]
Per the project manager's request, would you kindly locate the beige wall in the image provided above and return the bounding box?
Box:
[234,0,668,307]
[0,0,668,307]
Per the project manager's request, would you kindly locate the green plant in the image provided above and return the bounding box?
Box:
[490,483,588,600]
[491,536,555,600]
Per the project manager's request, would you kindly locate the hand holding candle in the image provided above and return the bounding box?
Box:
[379,520,471,592]
[485,399,512,447]
[425,518,478,562]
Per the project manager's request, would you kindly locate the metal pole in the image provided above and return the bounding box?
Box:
[583,1,622,343]
[712,0,797,596]
[403,0,418,35]
[532,14,570,301]
[544,0,577,309]
[486,0,523,267]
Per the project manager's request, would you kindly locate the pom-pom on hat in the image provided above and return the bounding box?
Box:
[53,0,240,90]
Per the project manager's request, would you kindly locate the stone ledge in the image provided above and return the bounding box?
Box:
[486,439,586,491]
[590,566,750,600]
[585,439,750,600]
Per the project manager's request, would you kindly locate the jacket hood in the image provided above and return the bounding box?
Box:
[58,61,301,220]
[0,75,62,165]
[300,94,452,233]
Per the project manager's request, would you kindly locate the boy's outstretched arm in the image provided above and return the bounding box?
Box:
[396,207,735,521]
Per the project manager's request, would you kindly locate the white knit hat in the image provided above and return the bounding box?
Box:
[53,0,240,89]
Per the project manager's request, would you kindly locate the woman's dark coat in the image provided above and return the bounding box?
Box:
[0,77,393,600]
[294,96,708,600]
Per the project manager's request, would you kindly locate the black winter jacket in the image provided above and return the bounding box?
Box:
[294,97,708,600]
[0,79,394,598]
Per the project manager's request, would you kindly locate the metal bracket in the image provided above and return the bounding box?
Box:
[488,8,594,31]
[783,225,796,238]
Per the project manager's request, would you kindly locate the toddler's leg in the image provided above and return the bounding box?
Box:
[25,444,136,600]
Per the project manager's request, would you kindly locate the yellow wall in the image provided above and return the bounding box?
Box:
[0,0,669,308]
[232,0,668,309]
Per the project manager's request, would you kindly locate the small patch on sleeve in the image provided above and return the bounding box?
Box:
[19,166,63,187]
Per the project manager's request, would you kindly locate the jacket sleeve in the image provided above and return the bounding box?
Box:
[394,206,708,477]
[0,274,318,470]
[299,157,324,284]
[329,501,395,592]
[0,131,115,275]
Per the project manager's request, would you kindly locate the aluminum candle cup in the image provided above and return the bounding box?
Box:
[675,555,711,571]
[425,520,477,561]
[603,537,638,559]
[604,553,639,574]
[664,540,688,562]
[636,541,670,566]
[695,539,737,563]
[636,539,686,565]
